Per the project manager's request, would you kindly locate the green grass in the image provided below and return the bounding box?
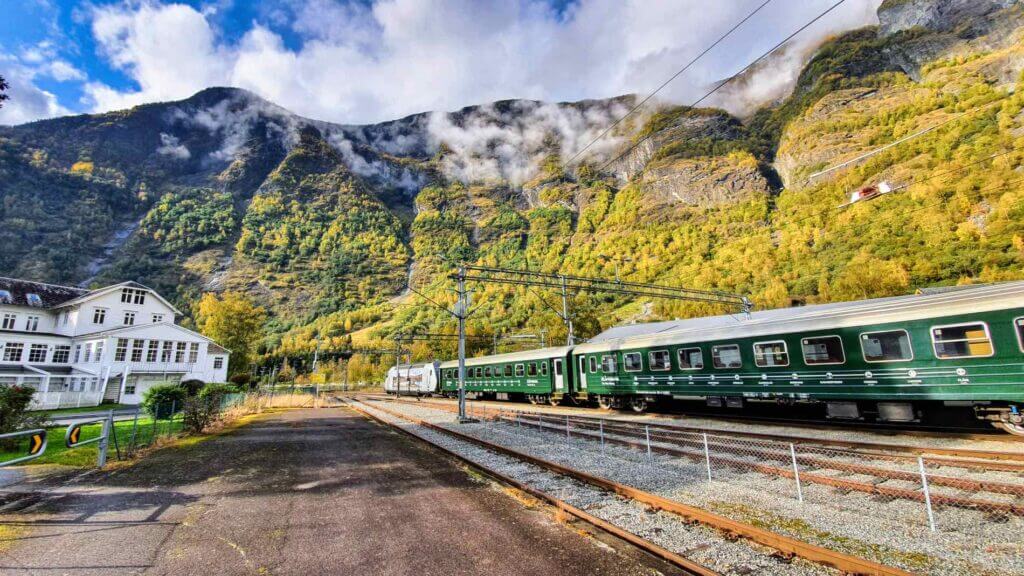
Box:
[39,404,134,417]
[1,413,185,467]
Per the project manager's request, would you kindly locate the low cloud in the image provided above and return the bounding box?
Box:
[155,132,191,159]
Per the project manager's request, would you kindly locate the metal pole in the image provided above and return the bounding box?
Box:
[560,274,574,346]
[645,425,652,462]
[703,433,712,482]
[599,419,605,452]
[918,457,936,532]
[789,443,803,503]
[128,408,140,457]
[97,410,113,468]
[457,266,468,421]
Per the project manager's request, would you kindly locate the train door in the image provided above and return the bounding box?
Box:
[553,359,564,392]
[578,356,587,390]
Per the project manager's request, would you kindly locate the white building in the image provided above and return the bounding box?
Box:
[0,277,230,409]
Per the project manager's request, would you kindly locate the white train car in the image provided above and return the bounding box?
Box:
[384,362,440,396]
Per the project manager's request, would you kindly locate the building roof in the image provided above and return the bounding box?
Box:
[54,281,183,316]
[208,343,230,355]
[576,281,1024,354]
[0,277,88,308]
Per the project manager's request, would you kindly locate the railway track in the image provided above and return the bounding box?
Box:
[374,396,1024,517]
[344,396,912,576]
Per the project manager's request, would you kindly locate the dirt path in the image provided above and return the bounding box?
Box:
[0,407,670,576]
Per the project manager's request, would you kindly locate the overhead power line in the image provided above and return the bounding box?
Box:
[595,0,849,176]
[561,0,775,169]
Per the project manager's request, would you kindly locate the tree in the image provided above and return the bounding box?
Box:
[0,75,8,109]
[195,292,268,377]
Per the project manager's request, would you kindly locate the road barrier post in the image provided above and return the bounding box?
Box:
[703,433,712,483]
[97,410,113,468]
[789,443,803,503]
[918,457,936,532]
[128,408,140,457]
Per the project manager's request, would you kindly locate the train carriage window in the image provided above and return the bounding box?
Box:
[623,352,642,372]
[801,336,845,365]
[515,364,525,377]
[554,360,562,376]
[1014,318,1024,353]
[861,330,913,362]
[677,347,703,370]
[648,350,671,371]
[712,345,742,369]
[588,356,598,373]
[931,323,993,359]
[475,367,483,378]
[484,366,492,377]
[504,365,513,377]
[540,362,548,376]
[601,355,617,373]
[754,341,789,367]
[527,363,538,376]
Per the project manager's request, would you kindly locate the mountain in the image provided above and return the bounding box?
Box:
[1,0,1023,364]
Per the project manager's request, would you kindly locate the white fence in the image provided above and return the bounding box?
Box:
[0,374,106,411]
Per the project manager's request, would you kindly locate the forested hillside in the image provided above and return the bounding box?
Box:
[1,0,1022,373]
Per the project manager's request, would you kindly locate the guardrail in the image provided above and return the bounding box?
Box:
[64,412,114,468]
[0,429,48,467]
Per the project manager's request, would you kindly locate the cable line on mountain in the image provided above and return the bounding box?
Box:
[592,0,849,176]
[560,0,775,170]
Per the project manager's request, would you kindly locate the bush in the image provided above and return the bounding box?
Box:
[141,384,186,418]
[229,373,252,387]
[180,379,205,397]
[0,386,44,447]
[198,383,237,401]
[182,396,221,433]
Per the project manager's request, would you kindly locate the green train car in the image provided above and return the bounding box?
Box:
[439,282,1024,434]
[438,347,572,405]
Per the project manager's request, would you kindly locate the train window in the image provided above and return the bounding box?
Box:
[540,362,548,376]
[861,330,913,362]
[484,367,492,377]
[649,350,671,371]
[554,360,562,376]
[601,355,617,373]
[589,356,598,373]
[623,352,642,372]
[527,363,538,376]
[504,365,513,377]
[475,367,483,378]
[712,345,742,369]
[677,347,703,370]
[515,364,525,377]
[1015,318,1024,352]
[931,323,993,359]
[801,336,845,365]
[754,341,789,367]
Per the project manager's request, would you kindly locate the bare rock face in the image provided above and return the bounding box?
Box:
[878,0,1018,36]
[612,109,746,180]
[639,154,770,214]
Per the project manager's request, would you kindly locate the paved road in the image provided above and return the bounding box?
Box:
[0,407,670,575]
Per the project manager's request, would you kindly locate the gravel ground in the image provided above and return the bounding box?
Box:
[368,398,1024,576]
[350,399,839,576]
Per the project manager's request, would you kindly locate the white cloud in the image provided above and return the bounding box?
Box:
[78,0,882,126]
[156,132,191,159]
[0,54,73,125]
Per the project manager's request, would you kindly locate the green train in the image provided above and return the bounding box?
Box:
[437,282,1024,435]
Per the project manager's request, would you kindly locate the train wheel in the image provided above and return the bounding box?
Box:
[629,397,648,413]
[996,421,1024,436]
[526,395,537,405]
[597,396,615,411]
[547,395,559,406]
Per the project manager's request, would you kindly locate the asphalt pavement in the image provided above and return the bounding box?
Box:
[0,407,670,575]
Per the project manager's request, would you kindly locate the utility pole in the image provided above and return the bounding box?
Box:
[456,266,469,422]
[560,274,575,346]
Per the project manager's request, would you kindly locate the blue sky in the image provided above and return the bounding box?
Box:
[0,0,881,126]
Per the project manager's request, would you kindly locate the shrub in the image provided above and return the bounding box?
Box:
[180,379,205,397]
[141,384,186,418]
[0,386,45,447]
[182,396,221,433]
[229,373,252,387]
[197,383,237,402]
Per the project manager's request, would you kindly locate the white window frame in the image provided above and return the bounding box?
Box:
[2,313,16,330]
[515,364,525,377]
[648,349,671,371]
[123,311,136,326]
[711,344,742,369]
[600,355,617,374]
[3,342,24,362]
[213,357,224,370]
[27,344,48,363]
[800,335,846,366]
[52,345,71,364]
[527,362,538,376]
[93,308,107,325]
[1014,317,1024,353]
[860,329,915,363]
[622,352,643,372]
[676,347,703,370]
[25,316,39,332]
[929,321,995,360]
[152,313,164,323]
[588,356,598,373]
[753,340,789,368]
[504,365,513,377]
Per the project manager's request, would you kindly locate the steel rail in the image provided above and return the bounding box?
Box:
[342,399,720,576]
[352,397,914,576]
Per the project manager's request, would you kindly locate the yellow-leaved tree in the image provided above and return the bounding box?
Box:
[195,292,268,377]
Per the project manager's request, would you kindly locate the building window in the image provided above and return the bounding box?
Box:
[527,362,537,376]
[28,344,48,363]
[114,338,128,362]
[95,341,104,361]
[146,340,158,362]
[93,308,107,324]
[802,336,845,365]
[677,347,703,370]
[130,340,145,362]
[600,355,617,374]
[175,342,187,363]
[62,311,69,326]
[712,344,742,369]
[188,342,199,363]
[123,311,136,326]
[25,316,39,332]
[753,341,789,368]
[649,350,671,371]
[152,314,164,323]
[53,345,71,364]
[0,290,11,304]
[2,313,16,330]
[26,293,42,307]
[161,341,173,362]
[83,343,93,363]
[3,343,24,362]
[623,352,642,372]
[931,323,993,359]
[121,288,147,305]
[213,357,224,370]
[861,330,913,362]
[73,344,81,363]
